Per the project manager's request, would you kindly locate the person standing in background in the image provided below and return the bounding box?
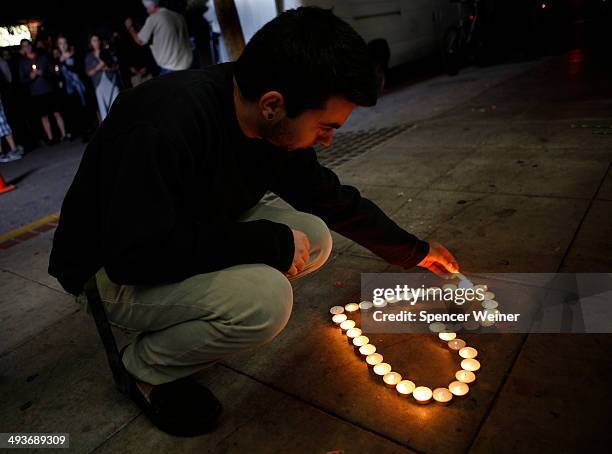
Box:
[54,35,88,139]
[18,39,67,145]
[0,53,24,162]
[124,0,193,74]
[0,98,24,163]
[85,34,121,122]
[56,36,87,108]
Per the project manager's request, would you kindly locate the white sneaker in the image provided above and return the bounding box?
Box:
[0,150,22,163]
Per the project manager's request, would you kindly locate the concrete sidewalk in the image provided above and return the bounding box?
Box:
[1,50,611,453]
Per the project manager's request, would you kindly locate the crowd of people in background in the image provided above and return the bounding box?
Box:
[0,0,213,164]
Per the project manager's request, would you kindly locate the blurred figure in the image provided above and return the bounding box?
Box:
[184,0,213,69]
[56,36,87,107]
[0,98,24,163]
[2,48,37,150]
[124,0,193,74]
[55,35,89,137]
[0,55,11,85]
[109,28,155,88]
[18,39,67,145]
[85,34,120,122]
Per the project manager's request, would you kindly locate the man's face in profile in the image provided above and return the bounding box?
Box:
[265,96,356,151]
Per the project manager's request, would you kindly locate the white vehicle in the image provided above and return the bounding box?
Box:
[216,1,463,69]
[285,0,462,69]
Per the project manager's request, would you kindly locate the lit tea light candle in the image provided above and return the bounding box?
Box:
[455,370,476,384]
[345,303,359,313]
[413,386,433,404]
[459,347,478,359]
[332,313,347,324]
[475,284,488,292]
[346,328,362,339]
[373,362,392,376]
[433,387,453,404]
[461,358,481,372]
[480,318,495,327]
[359,301,373,310]
[352,335,369,347]
[359,344,377,356]
[340,320,356,332]
[448,381,469,397]
[448,339,467,350]
[429,322,446,333]
[365,353,383,366]
[383,372,402,388]
[484,291,495,300]
[396,380,416,397]
[329,306,344,315]
[482,300,498,310]
[372,299,388,308]
[386,296,398,305]
[438,332,457,341]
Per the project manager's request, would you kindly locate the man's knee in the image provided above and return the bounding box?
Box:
[224,266,293,344]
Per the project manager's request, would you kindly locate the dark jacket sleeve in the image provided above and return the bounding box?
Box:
[270,148,429,269]
[101,124,294,285]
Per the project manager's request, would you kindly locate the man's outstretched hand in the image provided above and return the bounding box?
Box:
[287,229,311,277]
[418,242,460,279]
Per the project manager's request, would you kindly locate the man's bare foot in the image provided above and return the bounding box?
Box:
[135,380,154,403]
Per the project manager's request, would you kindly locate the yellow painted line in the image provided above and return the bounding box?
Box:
[0,211,60,242]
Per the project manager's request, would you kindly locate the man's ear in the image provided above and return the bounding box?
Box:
[259,91,285,121]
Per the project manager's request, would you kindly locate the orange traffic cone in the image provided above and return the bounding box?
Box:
[0,171,15,195]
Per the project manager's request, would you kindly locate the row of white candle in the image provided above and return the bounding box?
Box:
[330,294,485,405]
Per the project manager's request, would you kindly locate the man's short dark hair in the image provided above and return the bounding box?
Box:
[234,7,378,118]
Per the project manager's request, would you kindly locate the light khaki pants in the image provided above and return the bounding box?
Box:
[78,204,333,385]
